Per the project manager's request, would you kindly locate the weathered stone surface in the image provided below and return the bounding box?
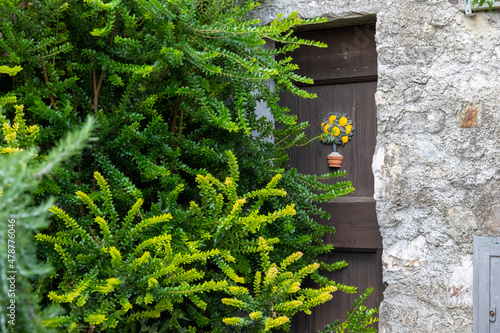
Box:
[256,0,500,332]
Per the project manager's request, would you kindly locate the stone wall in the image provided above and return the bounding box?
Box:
[256,1,500,332]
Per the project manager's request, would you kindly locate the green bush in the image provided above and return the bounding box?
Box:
[38,170,229,332]
[37,154,337,332]
[0,0,373,330]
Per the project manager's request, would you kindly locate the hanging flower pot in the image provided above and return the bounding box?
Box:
[319,112,354,168]
[327,152,343,167]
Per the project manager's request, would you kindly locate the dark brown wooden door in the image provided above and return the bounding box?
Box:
[279,24,383,332]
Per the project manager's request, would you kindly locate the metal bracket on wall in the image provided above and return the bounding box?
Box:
[459,0,500,14]
[464,0,473,15]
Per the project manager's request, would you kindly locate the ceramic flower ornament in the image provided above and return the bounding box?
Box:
[320,112,354,167]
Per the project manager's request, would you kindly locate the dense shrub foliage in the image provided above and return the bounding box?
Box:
[37,155,338,332]
[0,0,378,331]
[0,100,95,333]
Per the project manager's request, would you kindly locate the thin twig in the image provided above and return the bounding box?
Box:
[94,70,104,114]
[28,46,72,61]
[110,12,120,46]
[92,68,97,100]
[41,59,57,109]
[53,17,60,66]
[169,100,181,174]
[177,108,184,139]
[170,100,179,133]
[91,13,119,115]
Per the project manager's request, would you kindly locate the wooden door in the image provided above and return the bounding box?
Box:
[279,24,383,332]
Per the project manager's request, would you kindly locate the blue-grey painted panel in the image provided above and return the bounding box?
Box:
[474,236,500,333]
[491,255,500,331]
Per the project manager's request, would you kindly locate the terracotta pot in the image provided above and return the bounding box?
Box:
[327,153,343,168]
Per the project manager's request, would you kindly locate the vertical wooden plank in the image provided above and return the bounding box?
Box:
[376,249,384,305]
[353,82,377,197]
[291,311,310,333]
[309,251,382,332]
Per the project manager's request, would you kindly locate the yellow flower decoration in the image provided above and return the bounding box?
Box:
[339,116,348,127]
[320,112,354,145]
